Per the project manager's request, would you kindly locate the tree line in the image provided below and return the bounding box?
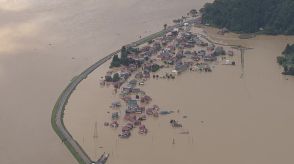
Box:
[200,0,294,35]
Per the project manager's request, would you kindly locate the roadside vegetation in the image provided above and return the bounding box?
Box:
[110,46,139,68]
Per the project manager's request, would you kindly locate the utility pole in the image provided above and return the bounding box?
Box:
[93,121,98,138]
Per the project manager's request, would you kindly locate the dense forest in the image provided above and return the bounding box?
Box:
[277,44,294,75]
[200,0,294,35]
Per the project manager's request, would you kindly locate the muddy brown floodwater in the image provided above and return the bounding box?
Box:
[65,26,294,164]
[0,0,212,163]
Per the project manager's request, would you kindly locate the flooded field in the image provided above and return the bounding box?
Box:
[65,27,294,164]
[0,0,211,163]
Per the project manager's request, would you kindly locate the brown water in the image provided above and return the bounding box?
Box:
[0,0,211,163]
[65,26,294,164]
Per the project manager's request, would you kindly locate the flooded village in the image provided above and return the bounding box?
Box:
[61,6,294,164]
[2,1,294,164]
[100,18,238,140]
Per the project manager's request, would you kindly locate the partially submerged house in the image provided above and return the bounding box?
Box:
[214,46,226,56]
[204,55,217,62]
[111,101,121,108]
[126,99,139,114]
[174,60,189,73]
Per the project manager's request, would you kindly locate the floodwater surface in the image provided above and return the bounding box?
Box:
[0,0,211,163]
[65,27,294,164]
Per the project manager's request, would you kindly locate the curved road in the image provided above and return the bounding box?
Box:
[52,52,118,164]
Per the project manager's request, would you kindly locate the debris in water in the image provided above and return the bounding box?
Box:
[179,131,189,134]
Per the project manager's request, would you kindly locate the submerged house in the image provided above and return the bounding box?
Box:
[139,125,148,134]
[140,45,151,52]
[135,72,143,79]
[104,71,113,82]
[124,113,137,122]
[182,32,192,40]
[140,95,152,104]
[195,38,204,46]
[127,64,138,72]
[128,99,138,108]
[204,55,217,61]
[112,112,119,120]
[122,86,141,94]
[159,49,172,60]
[122,86,132,94]
[132,88,141,94]
[111,101,121,108]
[176,50,184,59]
[227,50,234,56]
[143,71,150,78]
[184,50,192,56]
[119,71,131,80]
[197,50,206,57]
[128,79,137,86]
[207,44,215,51]
[153,42,161,52]
[214,46,226,56]
[175,62,189,73]
[126,99,139,114]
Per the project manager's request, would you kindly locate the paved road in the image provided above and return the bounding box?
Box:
[54,52,117,164]
[51,17,199,164]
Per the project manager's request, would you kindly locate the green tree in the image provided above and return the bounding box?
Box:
[110,54,121,68]
[283,44,294,55]
[112,73,120,82]
[277,43,294,75]
[120,46,129,66]
[277,56,286,65]
[163,24,167,30]
[151,64,160,72]
[201,0,294,35]
[105,76,112,82]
